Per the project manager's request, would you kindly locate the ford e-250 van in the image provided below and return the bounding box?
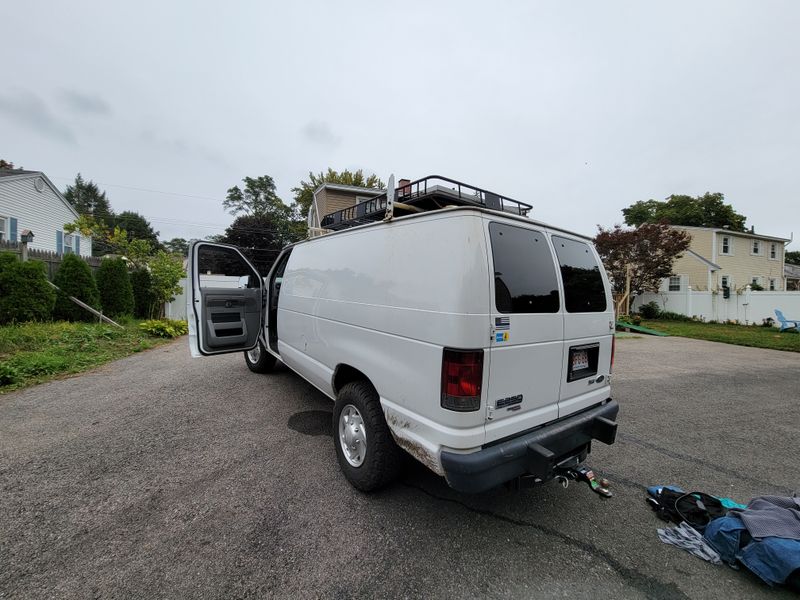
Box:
[188,176,619,494]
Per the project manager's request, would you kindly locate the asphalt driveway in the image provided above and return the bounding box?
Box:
[1,336,798,599]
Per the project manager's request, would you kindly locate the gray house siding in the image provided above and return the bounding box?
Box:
[0,173,92,257]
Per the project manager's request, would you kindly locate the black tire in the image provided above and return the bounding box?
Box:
[333,381,403,492]
[244,340,277,374]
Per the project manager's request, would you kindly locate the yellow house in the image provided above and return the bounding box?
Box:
[665,226,790,292]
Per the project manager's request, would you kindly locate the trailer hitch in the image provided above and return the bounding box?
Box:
[555,465,612,498]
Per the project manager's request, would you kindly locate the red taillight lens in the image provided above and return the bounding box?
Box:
[610,335,615,373]
[441,348,483,412]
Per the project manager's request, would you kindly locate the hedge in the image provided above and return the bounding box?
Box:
[53,253,100,322]
[96,258,135,318]
[0,252,56,324]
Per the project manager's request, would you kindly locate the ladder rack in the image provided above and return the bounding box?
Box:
[319,175,532,232]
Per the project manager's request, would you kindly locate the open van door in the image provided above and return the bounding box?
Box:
[187,241,264,357]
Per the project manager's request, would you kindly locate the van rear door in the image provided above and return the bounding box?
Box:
[483,221,564,443]
[550,235,614,417]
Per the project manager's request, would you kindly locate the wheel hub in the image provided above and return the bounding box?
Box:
[247,344,261,364]
[338,404,367,467]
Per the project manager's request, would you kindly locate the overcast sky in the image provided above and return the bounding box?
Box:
[2,1,798,249]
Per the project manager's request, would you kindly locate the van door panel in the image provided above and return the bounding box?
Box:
[550,235,614,415]
[188,241,264,357]
[484,221,565,442]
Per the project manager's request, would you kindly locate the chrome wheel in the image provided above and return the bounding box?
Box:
[338,404,367,467]
[247,343,261,364]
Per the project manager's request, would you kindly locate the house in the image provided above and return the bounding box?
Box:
[662,225,789,292]
[785,262,800,291]
[306,182,389,232]
[0,169,92,256]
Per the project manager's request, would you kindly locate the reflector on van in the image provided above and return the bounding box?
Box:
[441,348,483,412]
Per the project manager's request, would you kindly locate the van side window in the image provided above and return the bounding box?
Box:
[489,222,559,314]
[552,236,607,313]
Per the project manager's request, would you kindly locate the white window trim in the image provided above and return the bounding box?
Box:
[769,242,779,261]
[720,275,731,289]
[63,232,75,254]
[769,278,777,291]
[0,215,7,242]
[668,275,681,292]
[720,235,733,256]
[751,276,763,287]
[750,239,762,256]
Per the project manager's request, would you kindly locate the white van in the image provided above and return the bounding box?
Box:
[188,176,619,494]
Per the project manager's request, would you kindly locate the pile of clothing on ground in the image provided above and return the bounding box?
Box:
[647,485,800,592]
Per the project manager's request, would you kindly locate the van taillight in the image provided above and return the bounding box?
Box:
[441,348,483,412]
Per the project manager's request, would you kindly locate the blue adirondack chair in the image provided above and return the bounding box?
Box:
[774,309,800,332]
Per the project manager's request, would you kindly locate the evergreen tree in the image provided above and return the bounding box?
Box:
[53,254,100,321]
[64,173,115,225]
[96,258,135,318]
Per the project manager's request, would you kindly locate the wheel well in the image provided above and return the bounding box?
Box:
[332,364,373,396]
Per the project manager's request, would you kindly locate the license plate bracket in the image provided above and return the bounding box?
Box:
[568,343,600,382]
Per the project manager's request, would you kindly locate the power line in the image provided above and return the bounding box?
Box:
[50,175,222,203]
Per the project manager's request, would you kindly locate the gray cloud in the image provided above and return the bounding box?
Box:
[0,90,75,143]
[60,90,111,116]
[302,120,342,147]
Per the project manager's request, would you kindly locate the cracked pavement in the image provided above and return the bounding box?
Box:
[1,336,798,599]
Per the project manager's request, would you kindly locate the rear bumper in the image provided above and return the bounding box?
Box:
[440,400,619,493]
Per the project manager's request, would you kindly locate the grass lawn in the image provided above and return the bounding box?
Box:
[641,319,800,352]
[0,321,175,393]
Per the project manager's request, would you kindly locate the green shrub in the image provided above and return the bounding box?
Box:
[139,319,188,338]
[131,268,157,318]
[638,301,661,319]
[95,258,134,318]
[53,254,100,322]
[0,252,56,324]
[0,361,19,386]
[658,311,694,322]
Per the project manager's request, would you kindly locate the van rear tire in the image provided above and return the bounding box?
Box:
[244,340,277,373]
[333,381,402,492]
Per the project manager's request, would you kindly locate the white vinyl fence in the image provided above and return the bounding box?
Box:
[632,287,800,325]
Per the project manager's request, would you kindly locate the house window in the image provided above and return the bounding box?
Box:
[668,276,681,292]
[0,216,6,242]
[770,243,777,259]
[355,195,372,204]
[63,233,74,254]
[751,276,762,288]
[769,278,777,291]
[720,275,730,289]
[751,240,761,255]
[721,236,731,255]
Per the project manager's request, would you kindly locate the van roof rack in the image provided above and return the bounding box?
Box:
[319,175,532,232]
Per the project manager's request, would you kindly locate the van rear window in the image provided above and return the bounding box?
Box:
[489,223,559,313]
[552,236,607,313]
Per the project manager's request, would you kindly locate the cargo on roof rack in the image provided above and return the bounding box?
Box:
[318,175,532,232]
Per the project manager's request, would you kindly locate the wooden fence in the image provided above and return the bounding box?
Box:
[0,240,102,280]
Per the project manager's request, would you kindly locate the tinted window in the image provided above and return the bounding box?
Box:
[489,223,559,313]
[552,236,607,312]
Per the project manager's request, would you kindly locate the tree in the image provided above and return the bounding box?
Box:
[95,258,135,318]
[785,250,800,265]
[594,223,691,296]
[113,211,160,250]
[224,175,288,218]
[130,268,157,318]
[219,213,294,274]
[0,159,20,170]
[64,174,115,227]
[622,193,747,232]
[148,251,184,318]
[53,254,100,321]
[292,168,385,219]
[0,253,56,324]
[163,237,189,256]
